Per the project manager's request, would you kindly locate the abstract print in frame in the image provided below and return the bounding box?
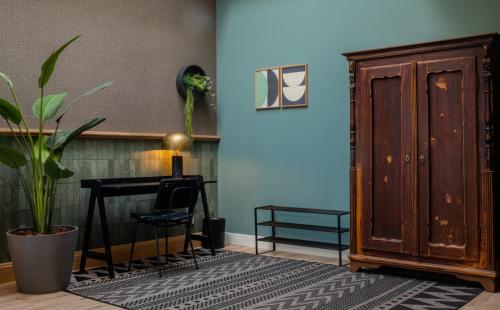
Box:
[281,64,308,108]
[255,67,281,110]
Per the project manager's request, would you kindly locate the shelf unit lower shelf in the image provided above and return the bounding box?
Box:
[257,221,349,233]
[257,236,349,251]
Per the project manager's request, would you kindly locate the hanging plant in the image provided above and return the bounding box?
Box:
[182,73,215,137]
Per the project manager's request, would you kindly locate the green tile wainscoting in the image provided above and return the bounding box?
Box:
[0,137,218,263]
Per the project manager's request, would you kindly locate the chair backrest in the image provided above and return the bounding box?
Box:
[154,178,200,212]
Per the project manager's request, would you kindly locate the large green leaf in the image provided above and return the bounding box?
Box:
[0,97,22,125]
[0,72,13,89]
[0,143,27,168]
[32,93,67,120]
[33,136,50,163]
[46,117,106,151]
[38,35,80,88]
[56,81,114,121]
[45,156,74,179]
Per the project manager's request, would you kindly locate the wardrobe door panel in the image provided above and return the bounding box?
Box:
[417,56,479,261]
[359,63,414,254]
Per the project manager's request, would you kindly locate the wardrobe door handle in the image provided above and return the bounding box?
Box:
[405,154,410,163]
[419,154,425,164]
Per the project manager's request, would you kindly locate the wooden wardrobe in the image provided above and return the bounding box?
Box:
[344,34,500,291]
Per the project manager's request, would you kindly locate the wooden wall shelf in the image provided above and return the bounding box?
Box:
[0,128,220,142]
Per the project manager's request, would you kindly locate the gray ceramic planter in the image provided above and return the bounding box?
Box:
[6,225,78,294]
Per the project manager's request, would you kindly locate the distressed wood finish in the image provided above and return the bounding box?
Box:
[359,63,414,254]
[344,33,500,292]
[349,60,357,255]
[417,57,479,261]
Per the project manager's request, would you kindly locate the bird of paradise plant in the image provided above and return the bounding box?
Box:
[0,36,112,234]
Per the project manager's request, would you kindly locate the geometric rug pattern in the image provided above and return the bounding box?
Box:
[67,251,482,310]
[71,248,220,283]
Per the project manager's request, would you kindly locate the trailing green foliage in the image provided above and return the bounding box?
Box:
[184,88,194,138]
[0,36,112,234]
[182,73,215,138]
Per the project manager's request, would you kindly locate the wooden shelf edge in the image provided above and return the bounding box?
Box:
[0,128,220,142]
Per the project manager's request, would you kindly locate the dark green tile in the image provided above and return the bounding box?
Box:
[0,137,218,263]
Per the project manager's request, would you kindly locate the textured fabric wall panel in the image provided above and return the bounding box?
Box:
[0,0,216,134]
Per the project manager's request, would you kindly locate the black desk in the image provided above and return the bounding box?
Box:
[79,175,216,278]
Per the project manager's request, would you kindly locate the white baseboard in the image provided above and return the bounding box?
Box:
[225,232,349,260]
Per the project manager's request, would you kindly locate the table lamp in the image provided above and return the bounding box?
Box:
[163,132,191,178]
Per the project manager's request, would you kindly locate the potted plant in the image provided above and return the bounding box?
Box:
[176,65,215,138]
[0,36,112,293]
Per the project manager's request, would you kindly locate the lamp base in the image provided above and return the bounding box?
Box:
[172,156,183,178]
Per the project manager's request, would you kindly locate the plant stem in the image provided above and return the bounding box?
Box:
[8,86,39,230]
[9,87,34,151]
[185,88,194,138]
[47,178,58,230]
[43,119,60,228]
[6,121,27,155]
[36,86,45,233]
[48,120,61,158]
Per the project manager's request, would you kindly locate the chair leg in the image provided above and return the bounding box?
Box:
[154,224,162,278]
[128,221,139,271]
[187,224,199,270]
[164,226,169,265]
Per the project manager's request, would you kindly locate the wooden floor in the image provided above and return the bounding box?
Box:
[0,244,499,309]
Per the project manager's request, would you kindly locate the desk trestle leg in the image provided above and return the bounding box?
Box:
[79,190,96,273]
[97,195,115,278]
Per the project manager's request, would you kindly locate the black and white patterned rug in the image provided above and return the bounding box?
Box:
[68,251,482,310]
[71,248,220,283]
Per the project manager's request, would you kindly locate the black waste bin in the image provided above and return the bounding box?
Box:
[202,218,225,249]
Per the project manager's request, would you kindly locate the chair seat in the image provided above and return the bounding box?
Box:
[130,210,190,223]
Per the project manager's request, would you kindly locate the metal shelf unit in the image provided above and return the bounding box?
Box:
[254,205,350,266]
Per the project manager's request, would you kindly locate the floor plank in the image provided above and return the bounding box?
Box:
[0,281,118,309]
[0,244,498,309]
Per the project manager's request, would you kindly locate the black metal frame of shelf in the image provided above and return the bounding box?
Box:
[254,205,350,266]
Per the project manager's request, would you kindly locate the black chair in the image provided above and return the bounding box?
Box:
[128,178,199,277]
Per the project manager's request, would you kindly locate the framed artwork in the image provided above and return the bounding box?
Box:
[255,67,281,110]
[281,64,308,108]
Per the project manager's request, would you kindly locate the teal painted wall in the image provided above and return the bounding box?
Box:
[216,0,500,238]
